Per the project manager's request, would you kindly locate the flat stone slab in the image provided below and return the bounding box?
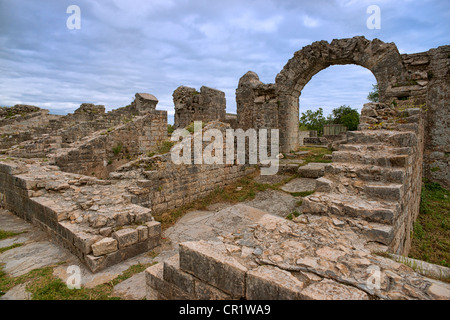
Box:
[0,241,72,277]
[53,251,156,289]
[0,209,32,233]
[253,174,291,185]
[297,162,328,178]
[112,271,147,300]
[0,283,32,300]
[245,189,299,218]
[280,178,317,194]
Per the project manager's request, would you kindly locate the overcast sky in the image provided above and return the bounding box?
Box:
[0,0,449,123]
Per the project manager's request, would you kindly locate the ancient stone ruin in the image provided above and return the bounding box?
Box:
[0,36,449,299]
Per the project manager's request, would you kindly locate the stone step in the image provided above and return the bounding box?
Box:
[316,174,404,202]
[346,130,417,147]
[364,183,404,201]
[338,144,412,156]
[332,150,410,168]
[301,193,399,225]
[297,162,327,178]
[324,163,406,184]
[349,218,395,246]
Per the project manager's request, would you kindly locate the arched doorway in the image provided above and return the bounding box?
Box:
[275,36,405,152]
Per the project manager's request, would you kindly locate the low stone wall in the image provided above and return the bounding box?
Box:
[128,160,254,215]
[0,159,161,273]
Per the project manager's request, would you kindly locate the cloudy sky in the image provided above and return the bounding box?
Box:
[0,0,449,123]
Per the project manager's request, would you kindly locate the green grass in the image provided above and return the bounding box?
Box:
[112,143,123,155]
[290,190,315,197]
[295,146,333,165]
[0,230,25,240]
[286,211,301,220]
[0,243,23,254]
[0,262,156,300]
[156,140,175,155]
[409,181,450,268]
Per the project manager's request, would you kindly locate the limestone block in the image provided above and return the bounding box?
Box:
[112,228,138,248]
[146,221,161,238]
[163,255,195,295]
[179,241,247,298]
[246,265,304,300]
[301,279,369,300]
[136,225,148,242]
[298,163,327,178]
[91,237,118,256]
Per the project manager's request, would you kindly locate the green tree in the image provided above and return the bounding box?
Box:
[330,105,360,131]
[299,108,328,136]
[367,84,379,102]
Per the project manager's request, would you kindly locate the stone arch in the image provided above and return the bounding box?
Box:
[275,36,405,152]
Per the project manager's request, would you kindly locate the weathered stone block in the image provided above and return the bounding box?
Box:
[163,255,195,295]
[145,263,192,300]
[91,237,118,256]
[246,266,304,300]
[112,228,138,248]
[146,221,161,238]
[301,279,369,300]
[136,225,148,242]
[179,241,247,298]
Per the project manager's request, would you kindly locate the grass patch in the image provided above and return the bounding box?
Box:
[286,211,301,220]
[409,181,450,268]
[296,146,333,166]
[0,243,23,254]
[0,262,156,300]
[156,140,175,155]
[0,230,25,240]
[290,190,315,197]
[112,143,123,155]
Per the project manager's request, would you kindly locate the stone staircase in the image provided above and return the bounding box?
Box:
[302,103,424,255]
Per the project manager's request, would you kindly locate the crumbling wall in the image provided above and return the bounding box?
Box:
[173,86,226,128]
[0,159,161,273]
[233,38,448,188]
[236,71,279,131]
[423,46,449,188]
[112,122,256,214]
[53,110,167,178]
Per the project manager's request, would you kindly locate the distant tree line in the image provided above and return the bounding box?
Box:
[299,84,379,135]
[299,105,360,136]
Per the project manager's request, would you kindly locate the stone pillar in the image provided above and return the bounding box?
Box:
[236,71,279,131]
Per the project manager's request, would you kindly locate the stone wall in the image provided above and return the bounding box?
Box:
[423,46,449,188]
[236,71,279,131]
[0,159,161,273]
[233,37,448,188]
[111,122,256,214]
[173,86,226,129]
[53,110,167,178]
